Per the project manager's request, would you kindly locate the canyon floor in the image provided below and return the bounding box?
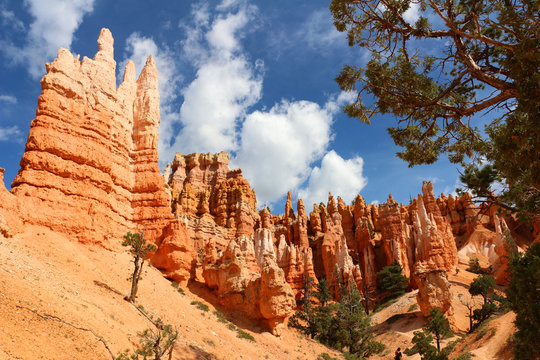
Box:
[0,226,514,360]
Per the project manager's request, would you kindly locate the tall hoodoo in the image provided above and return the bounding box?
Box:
[10,28,174,247]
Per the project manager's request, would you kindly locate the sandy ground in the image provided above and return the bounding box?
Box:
[0,226,341,360]
[0,226,516,359]
[367,263,515,360]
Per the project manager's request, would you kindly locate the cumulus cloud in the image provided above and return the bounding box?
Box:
[234,100,334,205]
[233,91,357,206]
[165,1,263,158]
[298,151,367,209]
[0,125,21,141]
[2,0,94,79]
[0,94,17,104]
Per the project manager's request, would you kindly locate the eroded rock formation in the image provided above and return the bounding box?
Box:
[9,28,174,248]
[1,27,534,331]
[202,236,295,335]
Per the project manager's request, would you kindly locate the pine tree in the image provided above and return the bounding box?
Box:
[376,262,409,302]
[506,242,540,360]
[122,230,156,303]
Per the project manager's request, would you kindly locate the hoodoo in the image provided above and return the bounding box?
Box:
[0,29,534,341]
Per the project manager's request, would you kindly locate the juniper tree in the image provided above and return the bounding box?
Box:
[408,308,452,359]
[376,262,409,303]
[330,0,540,221]
[122,230,156,303]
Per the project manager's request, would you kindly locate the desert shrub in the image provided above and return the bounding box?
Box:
[236,329,255,341]
[466,258,483,274]
[190,301,209,312]
[213,311,228,323]
[317,353,338,360]
[116,319,177,360]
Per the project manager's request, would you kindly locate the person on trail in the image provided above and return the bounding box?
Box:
[394,347,403,360]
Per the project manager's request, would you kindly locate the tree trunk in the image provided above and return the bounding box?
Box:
[129,256,141,302]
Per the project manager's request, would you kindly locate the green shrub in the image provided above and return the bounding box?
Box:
[190,301,209,312]
[227,323,236,331]
[466,258,483,274]
[213,311,228,323]
[455,352,473,360]
[236,329,255,342]
[317,353,338,360]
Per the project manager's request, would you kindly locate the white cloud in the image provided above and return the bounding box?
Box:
[418,176,442,184]
[298,9,343,50]
[165,2,263,158]
[371,200,380,205]
[160,2,368,209]
[0,94,17,104]
[2,0,94,78]
[298,150,367,209]
[233,92,355,206]
[403,2,420,24]
[0,125,21,141]
[234,100,335,205]
[377,2,420,24]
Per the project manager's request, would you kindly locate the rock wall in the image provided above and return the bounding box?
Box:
[9,28,174,248]
[166,151,531,317]
[1,28,532,329]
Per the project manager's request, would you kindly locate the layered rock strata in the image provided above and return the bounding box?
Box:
[202,236,295,335]
[1,27,532,328]
[9,28,174,248]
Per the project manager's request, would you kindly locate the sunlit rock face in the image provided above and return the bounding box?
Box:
[9,28,174,248]
[202,235,295,336]
[3,26,535,334]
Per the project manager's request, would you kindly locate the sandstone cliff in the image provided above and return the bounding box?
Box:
[1,28,533,333]
[9,28,174,248]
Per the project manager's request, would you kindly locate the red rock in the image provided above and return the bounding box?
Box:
[412,183,457,273]
[379,201,414,279]
[202,236,295,335]
[0,168,23,238]
[414,263,453,318]
[150,220,196,285]
[276,235,317,299]
[10,28,173,248]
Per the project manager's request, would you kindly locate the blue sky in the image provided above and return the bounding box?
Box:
[0,0,464,213]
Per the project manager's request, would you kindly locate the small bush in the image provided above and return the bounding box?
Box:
[227,323,236,331]
[467,258,484,274]
[170,281,179,289]
[236,329,255,342]
[387,313,405,324]
[317,353,338,360]
[191,301,209,312]
[455,352,473,360]
[177,287,185,295]
[408,303,418,312]
[213,311,228,323]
